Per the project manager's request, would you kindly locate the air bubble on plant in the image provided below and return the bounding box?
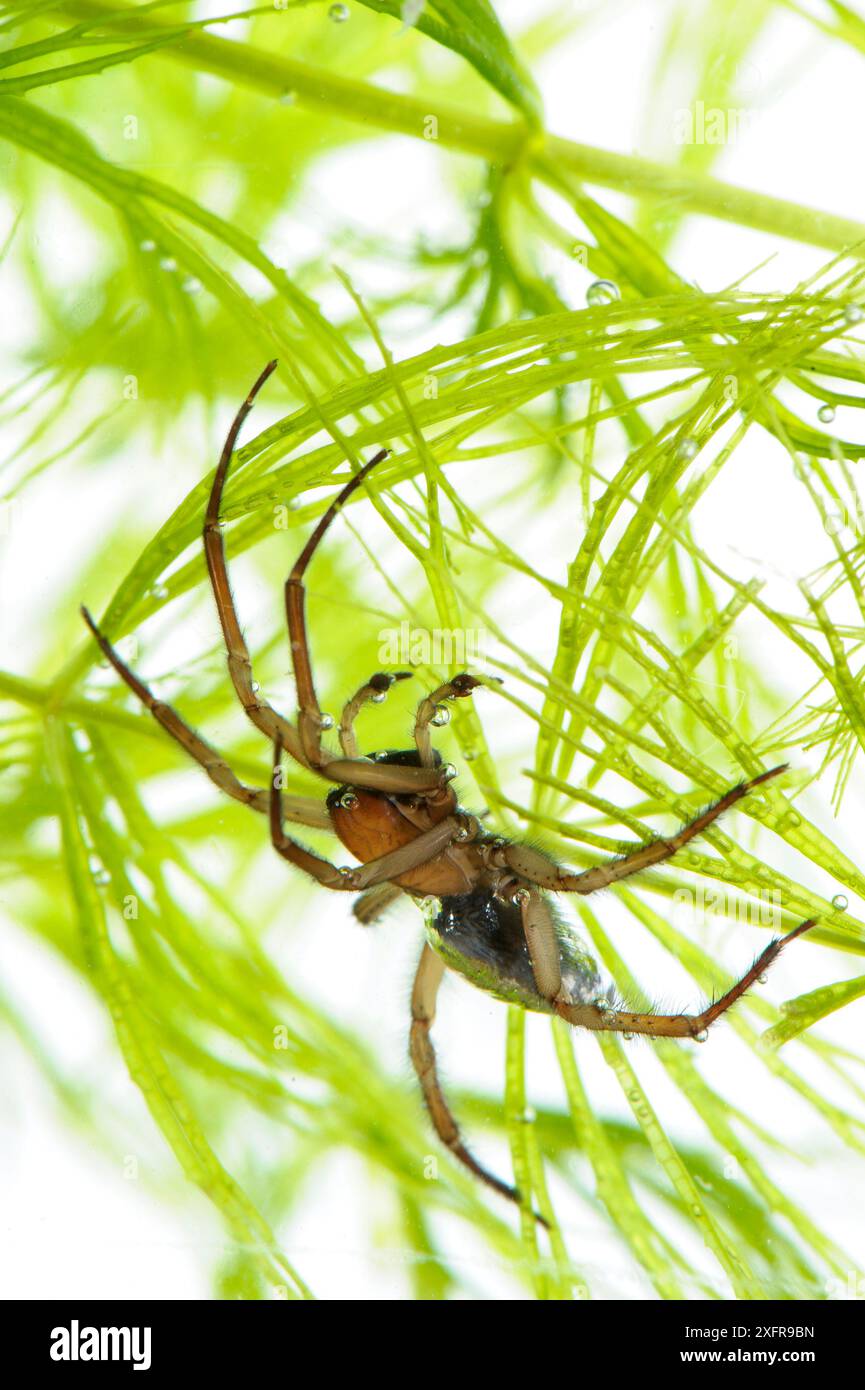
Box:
[328,3,350,20]
[586,279,619,306]
[89,856,110,886]
[832,893,848,911]
[818,403,836,423]
[676,437,699,460]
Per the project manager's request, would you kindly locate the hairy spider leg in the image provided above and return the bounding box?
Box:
[553,914,817,1038]
[508,888,814,1039]
[413,674,490,767]
[80,606,329,828]
[201,359,310,768]
[409,942,546,1221]
[500,766,789,894]
[280,446,449,795]
[352,882,404,925]
[200,366,437,797]
[339,671,412,758]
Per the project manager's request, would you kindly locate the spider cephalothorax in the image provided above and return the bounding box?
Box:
[83,362,815,1216]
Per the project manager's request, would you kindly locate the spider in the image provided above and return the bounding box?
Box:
[82,361,815,1217]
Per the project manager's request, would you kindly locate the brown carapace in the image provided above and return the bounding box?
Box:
[83,362,815,1219]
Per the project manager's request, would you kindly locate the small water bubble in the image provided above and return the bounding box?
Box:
[319,712,335,731]
[328,2,350,20]
[676,436,699,461]
[338,791,358,810]
[89,856,110,886]
[832,893,849,912]
[757,972,769,985]
[442,763,457,780]
[622,1030,634,1041]
[586,279,619,306]
[430,704,450,727]
[139,239,156,252]
[522,1106,537,1124]
[150,583,168,600]
[370,691,386,704]
[159,256,177,272]
[818,403,836,424]
[278,90,297,106]
[464,749,477,762]
[512,888,531,906]
[182,276,202,295]
[694,1029,709,1043]
[72,729,92,753]
[844,303,864,325]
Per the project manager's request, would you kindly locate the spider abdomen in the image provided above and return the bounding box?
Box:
[427,890,603,1012]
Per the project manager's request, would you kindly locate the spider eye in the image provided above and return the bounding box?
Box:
[337,791,359,810]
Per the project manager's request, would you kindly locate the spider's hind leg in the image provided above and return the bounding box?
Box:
[556,918,816,1038]
[409,943,537,1216]
[507,884,816,1038]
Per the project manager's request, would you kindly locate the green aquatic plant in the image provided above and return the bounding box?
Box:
[2,0,865,1300]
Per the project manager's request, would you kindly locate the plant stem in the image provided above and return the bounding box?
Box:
[51,0,865,255]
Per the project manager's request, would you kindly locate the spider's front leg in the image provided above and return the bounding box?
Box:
[80,606,330,829]
[203,360,309,771]
[281,452,454,798]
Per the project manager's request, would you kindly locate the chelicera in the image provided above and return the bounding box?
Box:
[83,361,815,1216]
